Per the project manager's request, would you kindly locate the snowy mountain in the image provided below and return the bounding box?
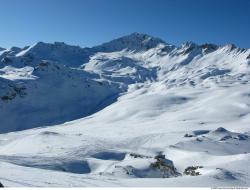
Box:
[0,33,250,187]
[1,42,92,67]
[92,32,172,52]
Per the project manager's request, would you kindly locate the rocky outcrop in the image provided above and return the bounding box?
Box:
[184,166,203,176]
[149,154,180,178]
[109,153,180,178]
[0,83,26,102]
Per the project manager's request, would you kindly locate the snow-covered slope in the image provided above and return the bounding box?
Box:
[0,60,122,133]
[0,33,250,187]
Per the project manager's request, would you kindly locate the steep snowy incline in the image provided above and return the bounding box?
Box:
[0,60,122,133]
[155,44,250,88]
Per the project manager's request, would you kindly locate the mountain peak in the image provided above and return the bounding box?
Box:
[181,41,198,49]
[15,41,92,67]
[93,32,168,52]
[179,41,219,54]
[126,32,163,41]
[223,44,237,51]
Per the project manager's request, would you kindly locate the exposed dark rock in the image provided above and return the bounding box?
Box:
[214,127,228,133]
[1,83,27,102]
[195,138,203,142]
[129,153,152,159]
[40,131,61,136]
[114,165,134,176]
[184,133,194,137]
[1,92,16,101]
[184,166,203,176]
[220,135,232,141]
[112,153,180,178]
[234,134,249,141]
[150,153,180,177]
[34,61,61,72]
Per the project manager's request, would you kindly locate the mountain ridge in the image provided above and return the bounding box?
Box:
[0,32,249,133]
[1,33,250,187]
[1,32,249,57]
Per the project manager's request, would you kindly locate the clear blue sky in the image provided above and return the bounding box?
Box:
[0,0,249,48]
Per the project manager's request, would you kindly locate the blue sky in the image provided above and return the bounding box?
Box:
[0,0,249,48]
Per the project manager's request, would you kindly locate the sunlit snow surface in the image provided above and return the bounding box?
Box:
[0,66,37,80]
[0,33,250,187]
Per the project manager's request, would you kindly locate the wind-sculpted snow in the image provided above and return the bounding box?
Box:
[0,33,250,187]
